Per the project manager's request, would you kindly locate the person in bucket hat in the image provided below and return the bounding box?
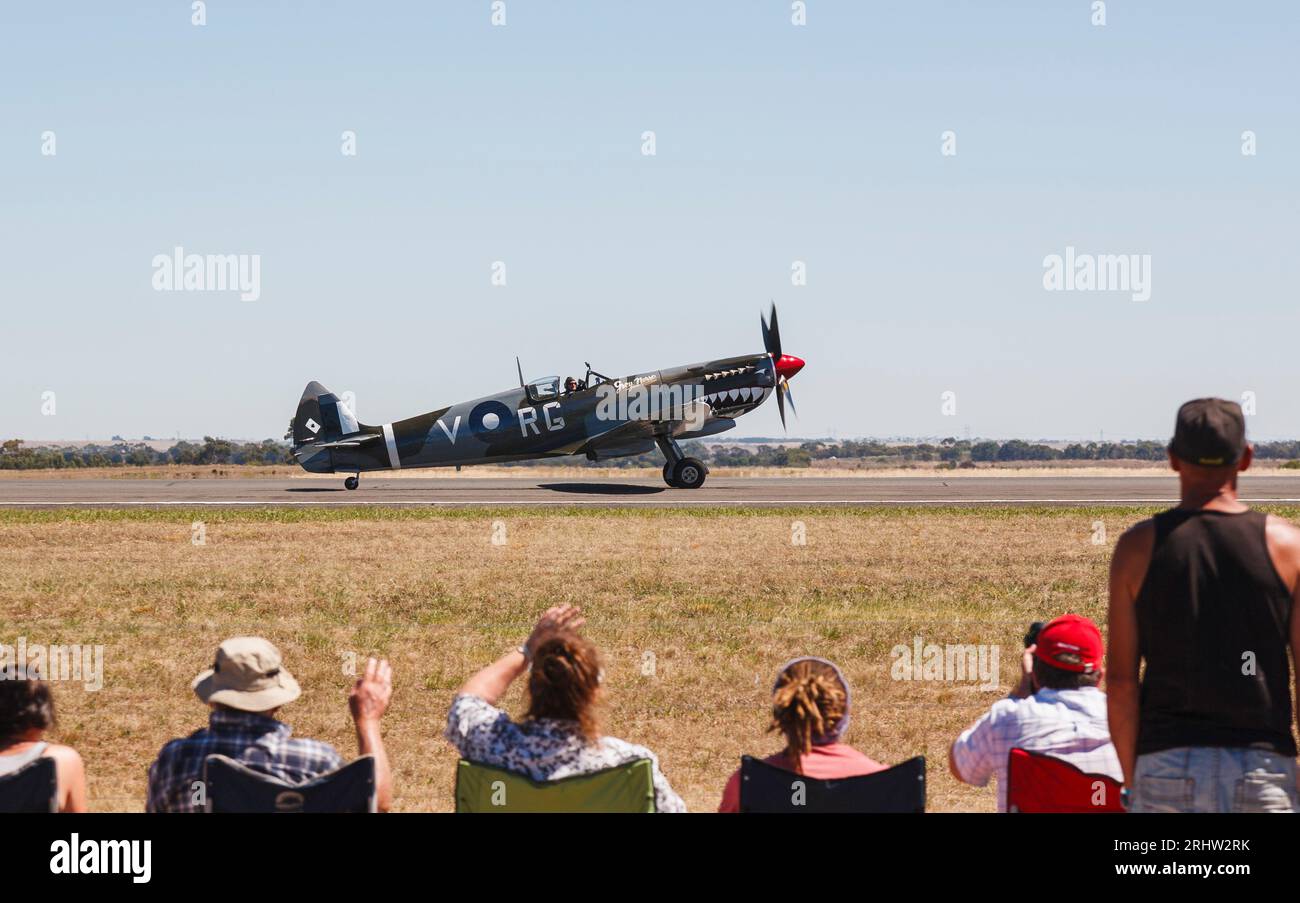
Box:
[190,636,303,711]
[147,637,394,812]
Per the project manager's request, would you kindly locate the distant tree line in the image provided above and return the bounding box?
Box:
[694,438,1300,468]
[5,435,1300,471]
[0,438,291,470]
[510,437,1300,469]
[702,439,1300,470]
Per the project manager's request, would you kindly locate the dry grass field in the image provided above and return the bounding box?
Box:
[6,504,1297,812]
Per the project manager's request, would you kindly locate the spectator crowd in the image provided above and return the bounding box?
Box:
[4,399,1298,813]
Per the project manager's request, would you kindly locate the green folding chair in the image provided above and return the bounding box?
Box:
[454,758,656,813]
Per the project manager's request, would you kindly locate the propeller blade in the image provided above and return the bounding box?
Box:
[767,303,781,360]
[775,375,787,430]
[761,302,782,360]
[782,379,797,418]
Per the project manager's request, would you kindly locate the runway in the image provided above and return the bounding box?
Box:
[5,474,1300,508]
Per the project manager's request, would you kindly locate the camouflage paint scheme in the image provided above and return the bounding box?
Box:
[291,353,775,475]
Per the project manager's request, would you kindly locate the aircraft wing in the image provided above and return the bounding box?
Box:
[578,420,659,460]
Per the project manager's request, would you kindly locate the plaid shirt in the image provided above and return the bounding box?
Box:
[951,686,1122,812]
[147,709,344,812]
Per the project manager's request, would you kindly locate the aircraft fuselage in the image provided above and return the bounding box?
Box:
[293,352,777,475]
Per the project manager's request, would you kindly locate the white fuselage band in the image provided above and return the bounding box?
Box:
[382,423,401,469]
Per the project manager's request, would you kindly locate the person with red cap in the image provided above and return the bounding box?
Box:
[1107,398,1300,812]
[948,614,1121,811]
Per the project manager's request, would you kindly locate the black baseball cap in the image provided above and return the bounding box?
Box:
[1168,398,1246,467]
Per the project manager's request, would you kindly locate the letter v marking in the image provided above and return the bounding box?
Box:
[437,416,462,444]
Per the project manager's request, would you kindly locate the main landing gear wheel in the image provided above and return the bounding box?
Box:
[344,476,360,491]
[670,457,707,489]
[662,462,679,488]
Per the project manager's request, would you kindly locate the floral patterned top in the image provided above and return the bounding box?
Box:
[445,694,687,812]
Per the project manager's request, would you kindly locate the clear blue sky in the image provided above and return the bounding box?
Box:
[3,2,1297,442]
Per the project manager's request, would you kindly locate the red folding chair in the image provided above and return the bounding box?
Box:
[1006,748,1124,813]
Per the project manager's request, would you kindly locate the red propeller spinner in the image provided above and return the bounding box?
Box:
[773,354,805,381]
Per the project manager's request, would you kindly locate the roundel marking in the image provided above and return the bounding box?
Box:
[468,400,514,439]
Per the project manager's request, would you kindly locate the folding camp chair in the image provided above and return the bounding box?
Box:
[454,758,656,812]
[1005,747,1124,813]
[0,756,58,813]
[202,754,377,813]
[738,755,926,813]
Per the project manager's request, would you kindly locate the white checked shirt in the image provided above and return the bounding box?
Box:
[951,686,1121,812]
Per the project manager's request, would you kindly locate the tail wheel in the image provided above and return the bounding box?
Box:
[671,457,707,490]
[344,476,359,490]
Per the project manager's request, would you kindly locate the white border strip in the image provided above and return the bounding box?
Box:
[382,423,401,470]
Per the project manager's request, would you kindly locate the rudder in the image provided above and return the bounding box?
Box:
[292,381,360,447]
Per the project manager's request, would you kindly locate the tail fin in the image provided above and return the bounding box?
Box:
[292,381,361,447]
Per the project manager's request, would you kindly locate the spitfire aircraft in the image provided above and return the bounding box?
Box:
[290,305,804,490]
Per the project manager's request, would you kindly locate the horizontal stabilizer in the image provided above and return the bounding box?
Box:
[309,434,383,450]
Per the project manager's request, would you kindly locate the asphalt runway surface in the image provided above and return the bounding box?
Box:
[4,474,1300,508]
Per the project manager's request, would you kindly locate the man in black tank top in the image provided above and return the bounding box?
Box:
[1107,398,1300,812]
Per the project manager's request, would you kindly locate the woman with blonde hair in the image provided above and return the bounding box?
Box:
[718,656,886,812]
[445,604,685,812]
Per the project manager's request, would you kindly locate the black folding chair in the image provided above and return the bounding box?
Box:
[201,754,376,813]
[738,755,926,813]
[0,756,59,813]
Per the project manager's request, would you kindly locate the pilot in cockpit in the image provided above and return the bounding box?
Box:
[564,376,580,394]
